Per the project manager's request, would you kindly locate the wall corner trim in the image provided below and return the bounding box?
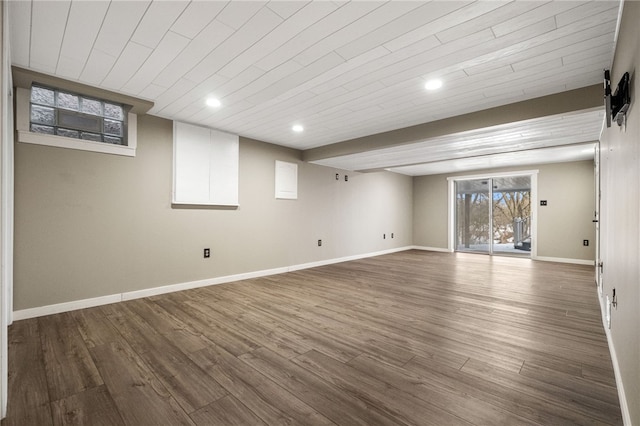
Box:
[13,246,414,321]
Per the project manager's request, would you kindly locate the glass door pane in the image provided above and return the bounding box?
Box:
[492,176,531,256]
[456,179,491,253]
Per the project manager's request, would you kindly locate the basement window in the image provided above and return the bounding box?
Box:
[16,85,137,157]
[30,85,127,144]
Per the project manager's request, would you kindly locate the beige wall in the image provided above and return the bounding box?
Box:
[412,172,449,249]
[413,161,596,261]
[599,2,640,423]
[536,161,596,260]
[13,115,412,310]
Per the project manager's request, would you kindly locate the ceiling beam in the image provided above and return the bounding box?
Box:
[302,84,603,162]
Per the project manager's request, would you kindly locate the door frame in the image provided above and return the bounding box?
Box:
[447,170,538,258]
[1,1,14,417]
[594,143,602,296]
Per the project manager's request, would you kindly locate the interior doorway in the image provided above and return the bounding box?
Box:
[454,174,533,257]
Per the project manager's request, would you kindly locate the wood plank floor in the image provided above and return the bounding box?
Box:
[2,251,622,425]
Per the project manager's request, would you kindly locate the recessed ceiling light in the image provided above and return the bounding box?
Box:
[206,98,221,107]
[424,79,443,91]
[292,124,304,132]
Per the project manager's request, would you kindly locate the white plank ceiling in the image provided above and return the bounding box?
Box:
[312,108,604,174]
[9,0,620,174]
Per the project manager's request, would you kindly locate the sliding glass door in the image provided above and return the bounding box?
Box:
[492,176,531,255]
[455,175,531,257]
[455,179,491,253]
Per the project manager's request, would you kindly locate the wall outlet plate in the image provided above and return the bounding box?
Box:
[540,200,548,206]
[204,248,210,258]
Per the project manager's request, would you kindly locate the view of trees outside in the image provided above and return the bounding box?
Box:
[456,183,531,250]
[456,191,490,248]
[493,190,531,245]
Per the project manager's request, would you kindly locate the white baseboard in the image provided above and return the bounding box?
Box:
[534,256,595,266]
[409,248,594,264]
[288,246,412,272]
[121,266,290,302]
[12,294,122,321]
[410,245,452,253]
[598,293,631,425]
[13,246,414,320]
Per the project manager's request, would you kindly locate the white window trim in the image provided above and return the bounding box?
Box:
[15,87,137,157]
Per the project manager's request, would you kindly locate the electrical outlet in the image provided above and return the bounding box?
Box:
[383,234,386,239]
[317,239,322,247]
[540,200,548,206]
[583,239,589,246]
[345,175,348,181]
[391,233,394,238]
[335,174,339,180]
[204,248,210,258]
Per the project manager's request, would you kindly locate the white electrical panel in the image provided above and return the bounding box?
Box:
[275,160,298,200]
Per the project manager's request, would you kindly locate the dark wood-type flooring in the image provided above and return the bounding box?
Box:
[3,250,622,425]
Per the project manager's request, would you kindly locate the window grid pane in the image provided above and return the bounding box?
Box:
[104,136,122,145]
[81,98,102,116]
[30,124,55,135]
[104,103,124,120]
[30,85,127,146]
[31,87,55,106]
[104,119,123,136]
[31,105,55,125]
[57,92,79,111]
[81,132,103,142]
[56,128,80,139]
